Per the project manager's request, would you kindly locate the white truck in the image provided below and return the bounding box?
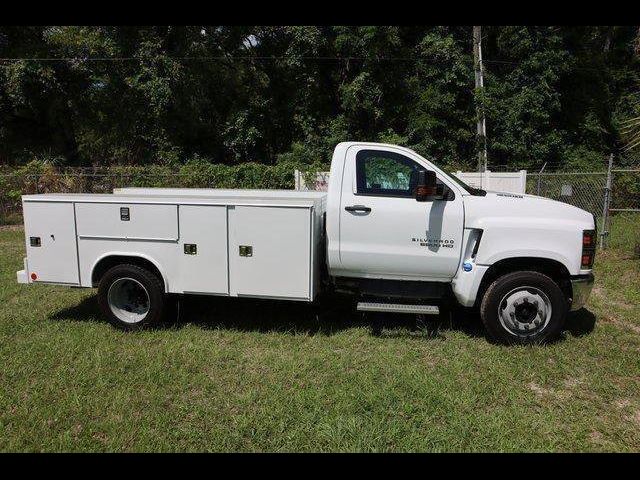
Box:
[16,142,596,344]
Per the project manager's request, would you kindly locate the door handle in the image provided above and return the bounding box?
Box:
[344,205,371,213]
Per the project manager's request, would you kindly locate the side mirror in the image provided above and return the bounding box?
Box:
[416,170,437,202]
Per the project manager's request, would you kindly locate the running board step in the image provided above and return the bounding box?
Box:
[357,302,439,315]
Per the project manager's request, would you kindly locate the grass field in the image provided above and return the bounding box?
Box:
[1,218,639,452]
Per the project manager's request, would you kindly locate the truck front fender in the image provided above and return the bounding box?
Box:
[452,253,573,308]
[479,249,573,273]
[451,264,490,308]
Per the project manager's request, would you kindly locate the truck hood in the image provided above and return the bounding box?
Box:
[463,190,595,230]
[461,191,595,274]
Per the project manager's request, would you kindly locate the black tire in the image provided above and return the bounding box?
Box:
[480,271,567,345]
[97,264,166,330]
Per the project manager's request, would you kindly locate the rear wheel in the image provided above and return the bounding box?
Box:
[480,271,567,345]
[98,264,165,330]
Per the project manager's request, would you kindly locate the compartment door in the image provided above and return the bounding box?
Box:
[75,203,178,241]
[229,206,311,300]
[23,202,79,284]
[176,205,229,294]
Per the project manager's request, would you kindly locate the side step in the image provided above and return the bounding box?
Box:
[357,302,439,315]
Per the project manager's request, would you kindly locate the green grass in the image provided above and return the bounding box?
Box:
[608,212,640,252]
[1,222,639,452]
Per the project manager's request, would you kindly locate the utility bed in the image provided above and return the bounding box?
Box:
[20,190,327,301]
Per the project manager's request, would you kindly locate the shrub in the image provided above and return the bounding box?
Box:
[0,159,330,225]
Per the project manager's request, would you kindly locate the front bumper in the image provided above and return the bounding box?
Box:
[570,273,594,311]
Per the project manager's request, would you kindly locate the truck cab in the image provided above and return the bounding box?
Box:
[325,142,595,343]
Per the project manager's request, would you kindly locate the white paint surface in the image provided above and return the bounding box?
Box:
[228,206,312,300]
[22,201,79,284]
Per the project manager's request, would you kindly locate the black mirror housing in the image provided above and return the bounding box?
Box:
[416,170,437,202]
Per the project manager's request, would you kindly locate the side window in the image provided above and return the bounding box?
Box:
[356,150,420,197]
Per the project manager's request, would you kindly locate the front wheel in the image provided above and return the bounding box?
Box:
[98,264,166,330]
[480,271,567,345]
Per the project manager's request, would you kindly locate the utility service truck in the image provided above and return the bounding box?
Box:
[17,142,596,344]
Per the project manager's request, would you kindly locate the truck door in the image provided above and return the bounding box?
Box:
[337,147,464,281]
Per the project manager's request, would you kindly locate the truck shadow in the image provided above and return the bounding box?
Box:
[50,293,597,342]
[174,294,487,340]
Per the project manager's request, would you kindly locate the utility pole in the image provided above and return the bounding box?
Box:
[473,26,488,174]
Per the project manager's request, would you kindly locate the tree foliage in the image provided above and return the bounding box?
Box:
[0,26,638,171]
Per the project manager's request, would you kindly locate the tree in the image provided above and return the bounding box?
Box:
[0,26,638,170]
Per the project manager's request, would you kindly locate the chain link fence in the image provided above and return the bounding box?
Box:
[527,167,640,254]
[0,163,302,225]
[526,171,607,219]
[0,169,193,225]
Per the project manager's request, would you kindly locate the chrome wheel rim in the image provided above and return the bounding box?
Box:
[498,286,552,337]
[107,277,150,324]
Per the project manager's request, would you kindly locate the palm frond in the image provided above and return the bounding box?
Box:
[620,117,640,127]
[621,122,640,138]
[623,130,640,150]
[620,103,640,151]
[624,137,640,151]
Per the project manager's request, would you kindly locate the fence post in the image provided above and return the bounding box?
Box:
[600,153,614,250]
[536,162,547,196]
[519,170,527,194]
[483,169,490,190]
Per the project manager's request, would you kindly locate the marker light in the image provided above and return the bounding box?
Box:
[581,230,596,269]
[30,272,37,281]
[582,230,596,248]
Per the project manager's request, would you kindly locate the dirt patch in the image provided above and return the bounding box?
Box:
[589,430,603,443]
[0,224,22,232]
[92,431,109,444]
[528,381,562,399]
[528,377,583,401]
[528,382,548,395]
[602,315,640,335]
[591,286,633,311]
[608,297,633,311]
[615,399,632,409]
[563,377,583,390]
[629,411,640,427]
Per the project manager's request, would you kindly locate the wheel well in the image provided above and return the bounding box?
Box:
[475,257,572,308]
[92,255,165,291]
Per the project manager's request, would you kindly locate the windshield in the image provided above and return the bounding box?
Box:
[447,172,487,196]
